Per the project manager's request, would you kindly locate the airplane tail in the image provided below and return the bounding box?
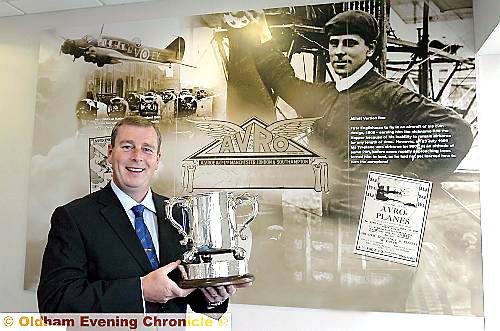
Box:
[165,36,185,61]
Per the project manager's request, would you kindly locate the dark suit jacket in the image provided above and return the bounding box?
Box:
[37,183,228,313]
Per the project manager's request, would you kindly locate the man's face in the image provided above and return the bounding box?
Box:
[329,34,375,78]
[108,124,161,201]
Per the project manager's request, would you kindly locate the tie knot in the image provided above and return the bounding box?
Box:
[131,204,145,218]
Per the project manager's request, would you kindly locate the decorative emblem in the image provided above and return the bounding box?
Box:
[182,116,328,192]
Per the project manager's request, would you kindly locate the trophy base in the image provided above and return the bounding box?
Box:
[179,274,254,289]
[179,260,253,288]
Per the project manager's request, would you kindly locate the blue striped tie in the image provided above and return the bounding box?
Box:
[131,204,159,270]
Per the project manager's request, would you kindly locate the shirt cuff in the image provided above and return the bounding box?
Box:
[140,276,146,313]
[207,300,225,309]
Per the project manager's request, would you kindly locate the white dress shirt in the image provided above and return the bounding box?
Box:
[332,60,373,92]
[110,180,160,259]
[110,180,159,312]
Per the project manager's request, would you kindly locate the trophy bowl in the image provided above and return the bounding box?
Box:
[165,191,258,288]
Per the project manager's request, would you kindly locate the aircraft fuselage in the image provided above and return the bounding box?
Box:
[98,36,163,62]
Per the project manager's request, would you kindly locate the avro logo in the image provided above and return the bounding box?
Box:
[190,116,321,154]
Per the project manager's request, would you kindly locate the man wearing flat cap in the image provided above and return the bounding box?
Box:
[246,10,473,219]
[324,10,380,80]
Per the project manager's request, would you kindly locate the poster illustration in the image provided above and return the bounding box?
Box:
[354,171,432,266]
[89,136,112,193]
[25,0,481,317]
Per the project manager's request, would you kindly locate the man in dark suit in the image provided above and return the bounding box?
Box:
[38,116,248,313]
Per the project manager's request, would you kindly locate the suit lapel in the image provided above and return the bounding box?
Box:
[98,184,153,274]
[153,192,185,265]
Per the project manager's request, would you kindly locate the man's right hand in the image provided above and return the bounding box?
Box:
[142,260,195,303]
[227,10,272,44]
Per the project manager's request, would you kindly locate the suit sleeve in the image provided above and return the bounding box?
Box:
[37,206,144,313]
[187,290,229,314]
[253,42,336,118]
[389,84,473,181]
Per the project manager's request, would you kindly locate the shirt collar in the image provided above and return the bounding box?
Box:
[110,180,156,214]
[333,61,373,92]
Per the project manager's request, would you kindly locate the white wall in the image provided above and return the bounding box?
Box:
[0,1,495,330]
[476,53,500,331]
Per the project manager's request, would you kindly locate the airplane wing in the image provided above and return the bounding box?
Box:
[387,37,474,65]
[87,47,196,67]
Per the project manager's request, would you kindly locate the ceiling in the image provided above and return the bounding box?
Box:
[391,0,473,23]
[0,0,154,17]
[0,0,475,21]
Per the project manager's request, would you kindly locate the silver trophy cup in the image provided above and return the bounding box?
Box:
[165,191,258,288]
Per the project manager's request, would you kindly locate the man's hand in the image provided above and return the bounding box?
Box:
[200,282,253,304]
[224,10,272,44]
[142,260,195,303]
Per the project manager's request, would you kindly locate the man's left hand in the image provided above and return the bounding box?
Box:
[200,283,253,304]
[178,264,252,304]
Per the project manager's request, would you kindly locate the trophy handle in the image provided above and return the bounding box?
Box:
[234,194,259,240]
[165,197,192,245]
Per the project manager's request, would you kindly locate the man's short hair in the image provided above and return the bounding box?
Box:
[324,10,379,44]
[110,116,162,151]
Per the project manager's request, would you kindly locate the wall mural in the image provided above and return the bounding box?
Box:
[25,0,482,316]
